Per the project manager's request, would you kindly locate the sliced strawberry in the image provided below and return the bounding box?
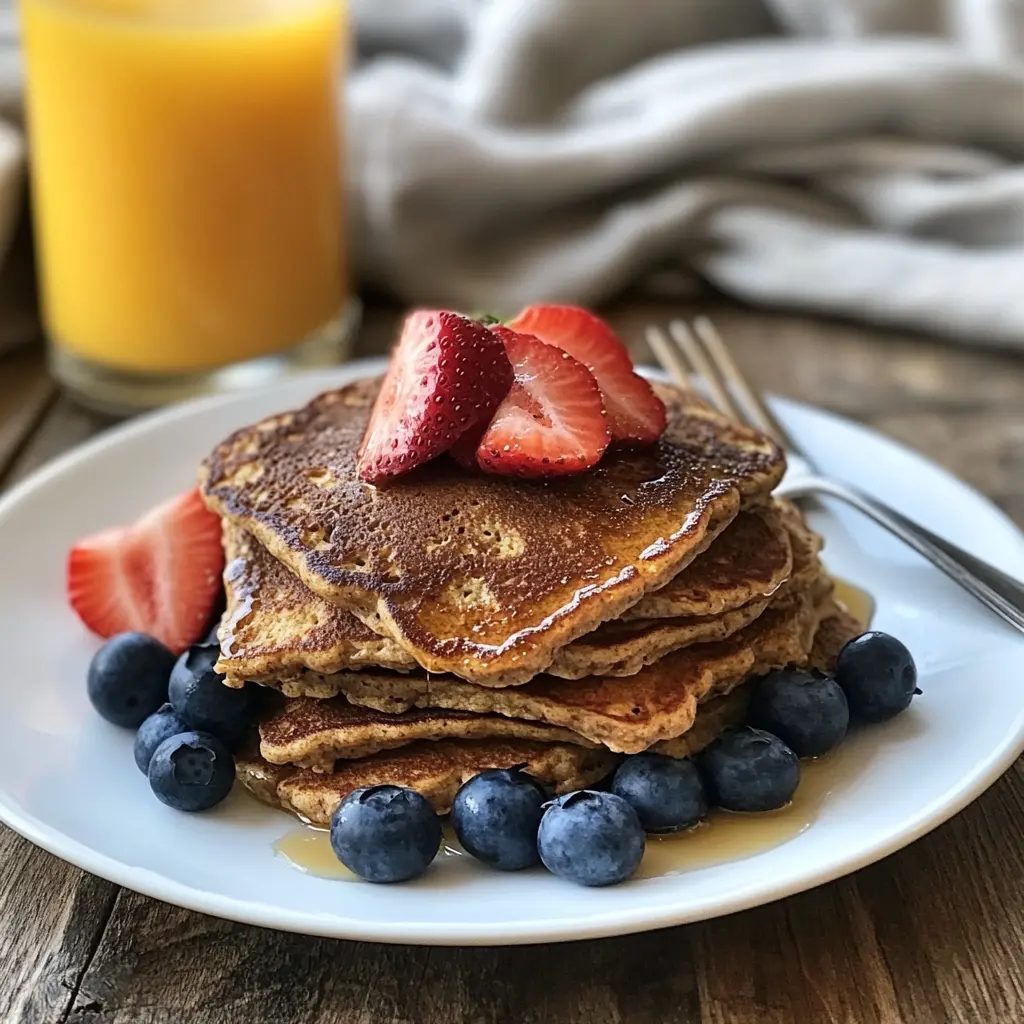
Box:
[67,488,224,654]
[357,310,514,483]
[448,427,484,470]
[507,305,666,444]
[476,327,610,478]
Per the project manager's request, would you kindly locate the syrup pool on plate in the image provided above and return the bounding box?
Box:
[636,753,841,877]
[272,756,847,883]
[274,824,465,881]
[831,575,875,628]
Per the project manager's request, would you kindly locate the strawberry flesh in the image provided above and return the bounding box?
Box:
[357,310,514,483]
[476,327,610,478]
[67,488,224,655]
[508,305,666,444]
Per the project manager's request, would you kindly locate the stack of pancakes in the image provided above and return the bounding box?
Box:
[199,378,861,827]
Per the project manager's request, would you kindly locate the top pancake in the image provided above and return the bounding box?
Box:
[200,378,785,686]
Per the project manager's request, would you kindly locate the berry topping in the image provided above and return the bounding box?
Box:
[451,766,548,871]
[749,668,850,757]
[475,327,610,477]
[168,642,256,747]
[134,703,191,774]
[611,753,708,833]
[537,790,645,886]
[357,310,514,483]
[330,785,442,883]
[148,731,235,812]
[508,305,666,444]
[67,488,224,655]
[86,631,176,729]
[700,727,800,813]
[835,631,919,723]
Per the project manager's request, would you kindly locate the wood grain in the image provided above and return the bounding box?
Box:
[1,300,1023,1024]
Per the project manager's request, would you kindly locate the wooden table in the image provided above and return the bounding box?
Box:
[3,298,1024,1024]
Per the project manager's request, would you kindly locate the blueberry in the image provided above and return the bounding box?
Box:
[451,767,547,870]
[330,786,441,883]
[537,791,645,886]
[611,754,707,833]
[133,703,191,774]
[700,727,800,812]
[87,632,176,728]
[835,631,919,723]
[148,731,235,811]
[168,642,254,746]
[749,668,849,757]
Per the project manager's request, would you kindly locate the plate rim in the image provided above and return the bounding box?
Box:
[1,359,1022,945]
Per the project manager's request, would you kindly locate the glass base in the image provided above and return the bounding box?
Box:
[49,298,362,417]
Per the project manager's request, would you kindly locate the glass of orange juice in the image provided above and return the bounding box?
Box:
[19,0,357,414]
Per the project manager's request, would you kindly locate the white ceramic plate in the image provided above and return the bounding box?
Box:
[1,360,1023,946]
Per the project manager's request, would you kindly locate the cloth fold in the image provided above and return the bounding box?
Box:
[350,1,1024,347]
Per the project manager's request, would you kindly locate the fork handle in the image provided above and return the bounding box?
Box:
[779,475,1024,634]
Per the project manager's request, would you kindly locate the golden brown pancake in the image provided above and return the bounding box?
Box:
[244,498,822,702]
[304,572,832,755]
[259,697,598,769]
[216,524,416,685]
[542,594,773,679]
[200,378,784,686]
[650,604,861,757]
[623,502,792,620]
[217,507,786,686]
[236,739,620,825]
[252,591,860,777]
[650,685,753,759]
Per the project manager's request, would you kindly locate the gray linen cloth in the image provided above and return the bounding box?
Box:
[350,0,1024,348]
[0,0,1022,356]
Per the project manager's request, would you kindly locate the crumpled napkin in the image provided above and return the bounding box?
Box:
[348,0,1024,348]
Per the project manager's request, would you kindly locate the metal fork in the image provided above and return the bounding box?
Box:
[646,317,1024,635]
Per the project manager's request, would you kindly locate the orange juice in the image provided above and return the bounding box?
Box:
[20,0,346,375]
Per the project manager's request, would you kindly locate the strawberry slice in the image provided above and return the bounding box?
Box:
[475,327,610,478]
[507,305,666,444]
[67,488,224,654]
[357,310,514,483]
[448,427,484,471]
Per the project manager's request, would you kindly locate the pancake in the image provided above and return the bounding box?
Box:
[252,587,860,778]
[623,502,792,620]
[216,524,417,685]
[259,697,599,769]
[236,739,620,825]
[650,685,753,759]
[521,500,818,681]
[200,378,785,686]
[216,504,792,686]
[542,593,772,680]
[298,571,833,755]
[650,603,861,757]
[245,497,823,702]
